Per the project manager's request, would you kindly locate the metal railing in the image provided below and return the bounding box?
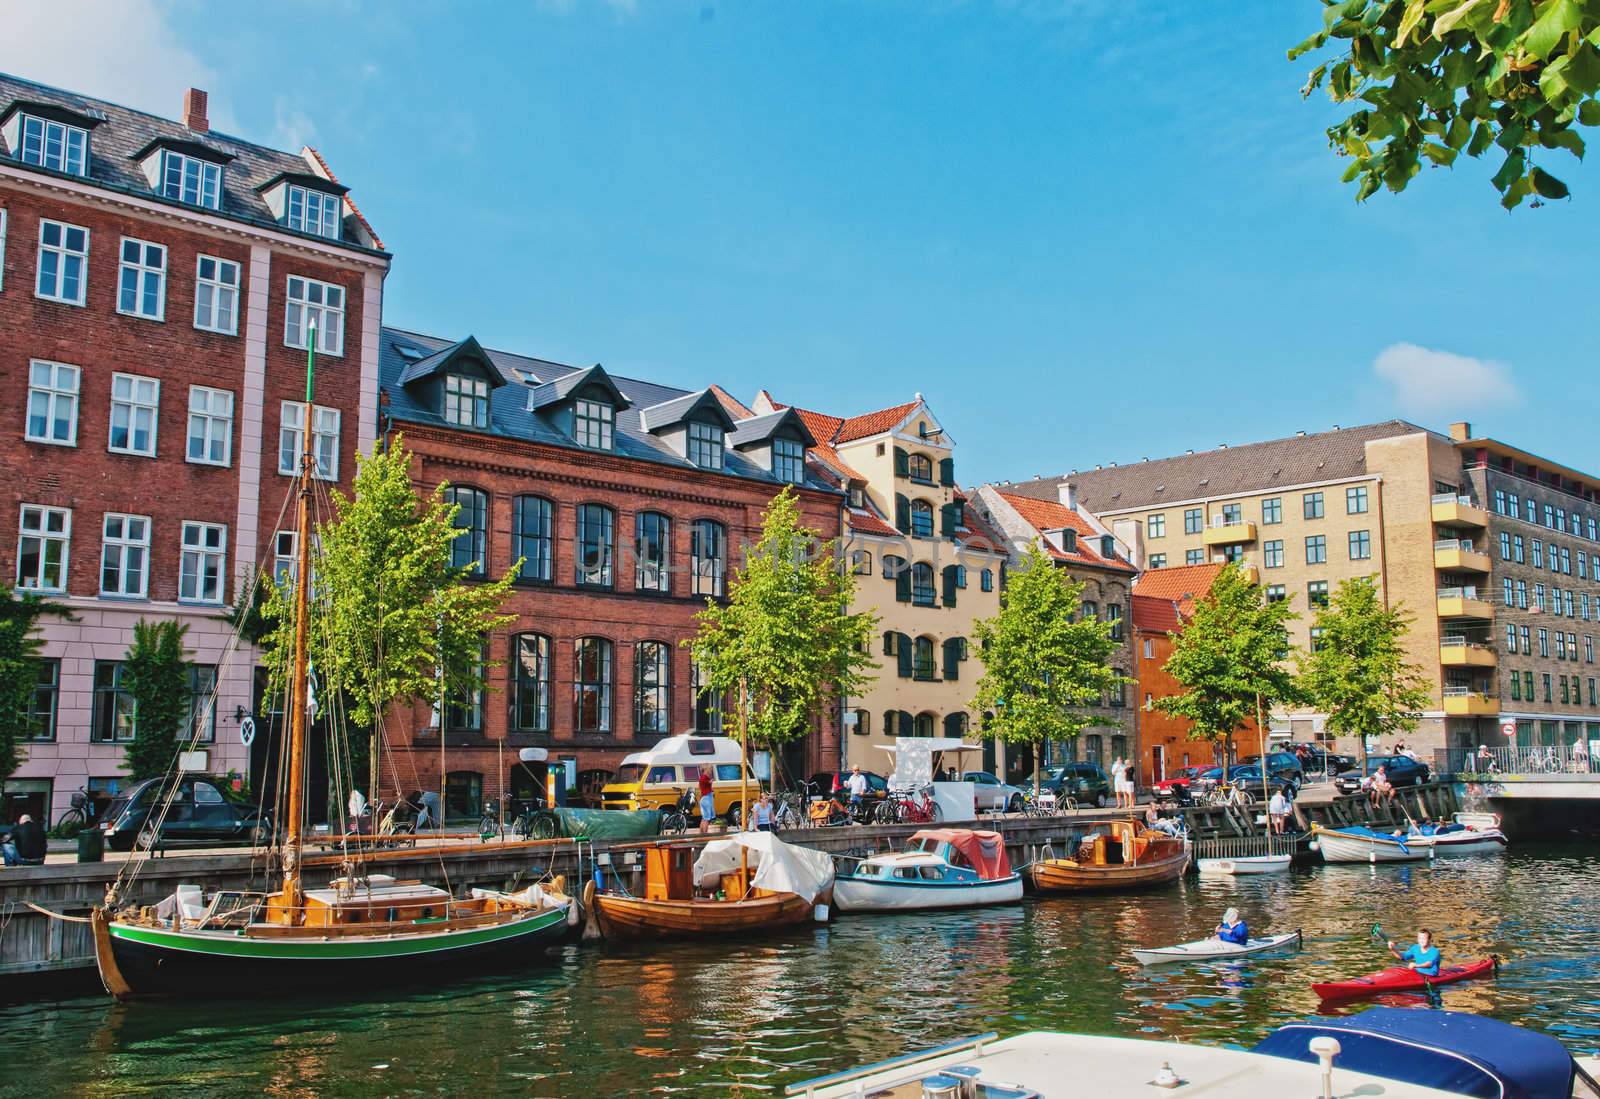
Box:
[1435,539,1478,552]
[1438,585,1483,600]
[1436,745,1596,775]
[1441,686,1495,700]
[1439,636,1489,649]
[1209,515,1248,528]
[1432,493,1478,507]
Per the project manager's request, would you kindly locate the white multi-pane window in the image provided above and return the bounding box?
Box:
[19,115,87,175]
[25,360,79,445]
[117,238,166,319]
[193,255,239,333]
[100,513,150,598]
[278,402,340,480]
[284,275,344,355]
[272,531,297,587]
[16,505,71,592]
[444,374,490,428]
[108,373,159,457]
[178,522,227,603]
[160,151,221,209]
[286,184,341,239]
[186,387,233,466]
[36,219,89,304]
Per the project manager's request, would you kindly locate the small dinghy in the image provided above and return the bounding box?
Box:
[1408,813,1509,856]
[1311,957,1498,1001]
[1131,929,1301,966]
[1196,854,1292,877]
[1311,824,1433,864]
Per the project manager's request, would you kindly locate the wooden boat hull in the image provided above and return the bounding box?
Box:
[1029,852,1186,893]
[1132,930,1302,966]
[1196,855,1291,877]
[592,890,821,940]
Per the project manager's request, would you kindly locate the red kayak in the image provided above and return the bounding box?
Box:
[1312,957,1498,1001]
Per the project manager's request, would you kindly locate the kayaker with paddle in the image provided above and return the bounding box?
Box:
[1387,928,1442,977]
[1215,907,1249,945]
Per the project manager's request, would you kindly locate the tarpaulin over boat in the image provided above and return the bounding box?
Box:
[911,829,1011,880]
[692,831,835,903]
[533,808,661,838]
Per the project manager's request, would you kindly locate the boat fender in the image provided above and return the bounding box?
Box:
[580,879,603,942]
[813,903,830,924]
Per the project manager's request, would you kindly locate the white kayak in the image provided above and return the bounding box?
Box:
[1196,854,1291,877]
[1131,929,1302,966]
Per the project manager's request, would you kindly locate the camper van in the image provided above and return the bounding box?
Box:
[600,735,761,822]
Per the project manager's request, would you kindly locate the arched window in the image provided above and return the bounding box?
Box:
[512,495,553,583]
[635,511,670,593]
[692,519,726,597]
[913,712,936,738]
[911,563,936,606]
[910,499,934,538]
[511,633,551,732]
[444,486,487,575]
[852,549,872,575]
[576,504,614,588]
[574,638,613,732]
[635,641,672,736]
[943,712,968,738]
[913,636,936,680]
[907,453,934,483]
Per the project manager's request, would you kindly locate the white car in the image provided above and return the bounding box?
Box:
[961,770,1028,813]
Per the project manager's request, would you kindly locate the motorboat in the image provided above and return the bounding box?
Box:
[1029,819,1187,893]
[833,829,1022,913]
[1196,853,1292,876]
[1409,812,1509,855]
[1311,824,1434,864]
[783,1009,1600,1098]
[1130,929,1301,966]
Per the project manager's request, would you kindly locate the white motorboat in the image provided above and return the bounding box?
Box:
[1409,813,1509,855]
[1196,853,1292,876]
[1311,824,1434,864]
[1131,929,1301,966]
[833,829,1022,913]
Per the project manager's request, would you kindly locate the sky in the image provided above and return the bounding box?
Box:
[4,0,1596,485]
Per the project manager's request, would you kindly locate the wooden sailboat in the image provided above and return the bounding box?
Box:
[1028,818,1188,893]
[91,324,571,999]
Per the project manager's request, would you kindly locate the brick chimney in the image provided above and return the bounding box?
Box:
[183,88,209,133]
[1448,421,1472,442]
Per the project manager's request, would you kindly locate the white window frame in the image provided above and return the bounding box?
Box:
[160,150,222,209]
[443,374,489,428]
[284,275,345,356]
[193,254,240,334]
[186,386,234,467]
[178,521,227,604]
[117,237,167,320]
[19,115,87,176]
[285,184,341,239]
[278,401,340,480]
[36,218,89,305]
[99,513,151,598]
[25,360,79,446]
[107,372,160,457]
[16,504,71,593]
[272,530,297,587]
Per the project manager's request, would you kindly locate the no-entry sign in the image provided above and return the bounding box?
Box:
[1500,720,1516,738]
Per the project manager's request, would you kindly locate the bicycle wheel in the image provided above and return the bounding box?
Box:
[54,807,86,832]
[529,812,560,840]
[478,814,497,837]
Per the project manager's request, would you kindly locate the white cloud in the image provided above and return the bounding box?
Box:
[272,98,317,150]
[1372,342,1522,416]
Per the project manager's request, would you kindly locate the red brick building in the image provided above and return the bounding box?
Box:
[378,328,845,815]
[0,73,388,822]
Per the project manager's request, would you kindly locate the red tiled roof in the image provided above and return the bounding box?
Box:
[997,492,1136,573]
[709,383,754,420]
[835,400,921,443]
[1133,562,1224,616]
[1132,593,1182,633]
[847,507,899,537]
[956,498,1006,553]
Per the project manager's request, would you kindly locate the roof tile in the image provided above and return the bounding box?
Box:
[996,492,1136,573]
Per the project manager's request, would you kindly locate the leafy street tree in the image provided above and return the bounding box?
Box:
[260,436,519,796]
[969,544,1124,795]
[1291,0,1600,207]
[688,487,877,787]
[1156,563,1301,766]
[0,591,75,795]
[1298,575,1432,768]
[122,620,193,782]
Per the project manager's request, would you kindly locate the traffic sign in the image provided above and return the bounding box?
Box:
[1500,719,1516,738]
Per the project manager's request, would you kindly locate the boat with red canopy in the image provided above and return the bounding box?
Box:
[833,829,1023,912]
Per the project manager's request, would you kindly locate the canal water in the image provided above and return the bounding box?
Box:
[7,842,1599,1097]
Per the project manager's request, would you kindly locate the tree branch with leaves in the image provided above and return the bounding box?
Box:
[122,620,193,783]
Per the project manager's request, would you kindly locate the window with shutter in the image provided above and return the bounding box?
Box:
[943,637,961,680]
[940,503,959,537]
[884,710,897,737]
[895,494,911,533]
[939,457,954,486]
[898,709,913,734]
[895,566,912,603]
[941,565,957,607]
[882,631,895,656]
[896,636,913,677]
[893,447,909,477]
[943,712,965,737]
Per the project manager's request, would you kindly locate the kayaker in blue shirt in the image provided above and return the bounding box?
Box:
[1387,928,1441,976]
[1215,907,1249,945]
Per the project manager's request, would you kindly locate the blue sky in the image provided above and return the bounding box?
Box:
[6,1,1597,484]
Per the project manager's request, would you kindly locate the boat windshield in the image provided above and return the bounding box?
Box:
[613,765,647,784]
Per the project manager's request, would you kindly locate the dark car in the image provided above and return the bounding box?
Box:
[1288,743,1355,777]
[1042,762,1111,808]
[1239,751,1305,783]
[806,770,890,802]
[1333,755,1431,795]
[100,776,270,852]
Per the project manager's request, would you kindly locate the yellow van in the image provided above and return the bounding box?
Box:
[601,735,761,822]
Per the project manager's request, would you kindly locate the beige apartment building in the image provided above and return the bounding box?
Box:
[996,420,1600,758]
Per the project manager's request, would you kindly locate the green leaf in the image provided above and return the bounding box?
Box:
[1531,166,1571,197]
[1289,30,1330,60]
[1422,141,1459,164]
[1501,171,1534,208]
[1523,0,1582,61]
[1579,99,1600,125]
[1544,126,1586,157]
[1496,120,1528,150]
[1432,0,1487,39]
[1396,0,1428,45]
[1491,147,1527,190]
[1565,43,1600,96]
[1467,121,1495,155]
[1447,114,1473,148]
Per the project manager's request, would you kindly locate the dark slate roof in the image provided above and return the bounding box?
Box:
[0,71,380,253]
[397,335,510,388]
[524,363,632,413]
[727,408,815,450]
[381,326,838,493]
[998,420,1435,513]
[637,388,735,434]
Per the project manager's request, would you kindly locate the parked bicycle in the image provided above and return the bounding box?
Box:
[878,785,942,825]
[478,797,540,840]
[660,790,696,835]
[54,786,100,832]
[374,799,418,848]
[772,791,808,831]
[1206,783,1255,809]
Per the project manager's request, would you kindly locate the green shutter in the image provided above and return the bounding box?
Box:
[940,503,959,537]
[894,566,911,603]
[884,710,897,737]
[943,637,960,680]
[898,710,913,734]
[896,636,913,678]
[943,712,963,737]
[941,565,957,607]
[938,457,954,486]
[882,631,895,656]
[895,494,911,533]
[893,447,909,477]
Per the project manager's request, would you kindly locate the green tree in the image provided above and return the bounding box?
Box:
[1291,0,1600,208]
[1156,563,1301,765]
[260,435,519,794]
[1298,575,1432,768]
[122,620,193,782]
[688,487,877,772]
[969,545,1125,795]
[0,591,75,793]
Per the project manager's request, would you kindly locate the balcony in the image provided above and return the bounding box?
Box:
[1202,516,1257,546]
[1439,636,1496,667]
[1442,686,1498,716]
[1437,586,1493,619]
[1431,493,1488,528]
[1434,538,1491,572]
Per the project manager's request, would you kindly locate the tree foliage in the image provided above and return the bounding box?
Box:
[1292,0,1600,207]
[688,487,877,749]
[122,620,193,782]
[969,545,1124,786]
[1156,563,1301,761]
[1298,576,1432,765]
[0,591,75,790]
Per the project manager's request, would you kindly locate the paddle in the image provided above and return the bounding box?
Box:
[1375,922,1436,994]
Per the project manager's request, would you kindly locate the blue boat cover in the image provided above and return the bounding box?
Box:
[1252,1008,1579,1099]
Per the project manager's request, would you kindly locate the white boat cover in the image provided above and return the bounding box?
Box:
[693,831,835,903]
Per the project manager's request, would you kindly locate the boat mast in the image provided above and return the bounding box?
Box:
[1256,692,1271,847]
[281,321,319,920]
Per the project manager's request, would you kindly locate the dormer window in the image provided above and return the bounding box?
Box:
[687,421,724,471]
[444,374,490,429]
[160,150,221,209]
[286,184,341,239]
[19,115,87,176]
[774,438,806,484]
[574,398,614,450]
